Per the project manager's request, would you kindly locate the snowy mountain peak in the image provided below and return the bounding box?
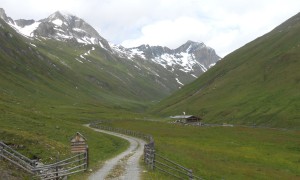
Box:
[0,8,111,50]
[35,11,112,50]
[48,11,64,20]
[49,11,70,19]
[46,11,77,27]
[111,40,220,80]
[176,40,205,53]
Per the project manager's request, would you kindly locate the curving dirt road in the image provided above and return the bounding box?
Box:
[86,125,146,180]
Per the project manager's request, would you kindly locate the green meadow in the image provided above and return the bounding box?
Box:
[102,119,300,179]
[0,97,130,179]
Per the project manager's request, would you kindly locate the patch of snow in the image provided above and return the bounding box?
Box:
[109,43,137,60]
[130,48,146,59]
[56,33,72,39]
[80,55,85,59]
[198,63,207,72]
[209,63,216,68]
[186,45,192,53]
[53,27,65,33]
[75,58,83,63]
[82,37,91,44]
[87,47,95,55]
[30,43,37,47]
[175,78,184,86]
[191,74,197,78]
[90,37,97,44]
[73,28,86,33]
[153,56,167,68]
[76,38,87,44]
[179,68,189,73]
[149,51,200,73]
[11,22,40,37]
[99,41,105,49]
[52,19,63,26]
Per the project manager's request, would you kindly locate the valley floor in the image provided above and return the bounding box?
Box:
[103,119,300,180]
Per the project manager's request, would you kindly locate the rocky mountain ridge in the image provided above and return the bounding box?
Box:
[0,8,220,88]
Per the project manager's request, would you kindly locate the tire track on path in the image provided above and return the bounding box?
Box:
[85,125,146,180]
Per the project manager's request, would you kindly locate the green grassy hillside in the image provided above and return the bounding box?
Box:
[0,15,173,118]
[150,12,300,129]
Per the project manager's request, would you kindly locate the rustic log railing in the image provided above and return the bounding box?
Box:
[90,121,202,180]
[0,141,36,174]
[0,141,88,179]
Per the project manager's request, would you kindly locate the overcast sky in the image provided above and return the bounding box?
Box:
[1,0,300,57]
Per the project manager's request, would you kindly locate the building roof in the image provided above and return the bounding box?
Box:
[70,132,87,142]
[170,115,196,119]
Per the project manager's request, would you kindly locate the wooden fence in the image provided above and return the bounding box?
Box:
[0,141,88,179]
[90,121,202,180]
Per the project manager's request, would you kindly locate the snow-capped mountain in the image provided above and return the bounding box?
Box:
[4,10,111,50]
[109,41,220,87]
[0,8,220,88]
[112,40,219,76]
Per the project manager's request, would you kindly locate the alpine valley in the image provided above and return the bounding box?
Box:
[0,9,220,111]
[1,7,300,180]
[0,8,219,178]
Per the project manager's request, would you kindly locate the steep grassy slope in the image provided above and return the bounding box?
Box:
[35,39,171,103]
[0,16,167,116]
[151,13,300,128]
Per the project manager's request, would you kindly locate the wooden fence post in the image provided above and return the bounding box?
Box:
[151,149,155,170]
[188,169,193,180]
[0,143,3,160]
[86,146,89,170]
[144,145,147,164]
[56,154,59,180]
[78,153,81,167]
[147,148,151,169]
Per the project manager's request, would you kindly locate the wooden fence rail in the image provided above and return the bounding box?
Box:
[90,121,202,180]
[0,141,88,179]
[0,141,36,173]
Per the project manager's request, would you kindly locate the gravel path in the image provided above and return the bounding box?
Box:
[86,125,146,180]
